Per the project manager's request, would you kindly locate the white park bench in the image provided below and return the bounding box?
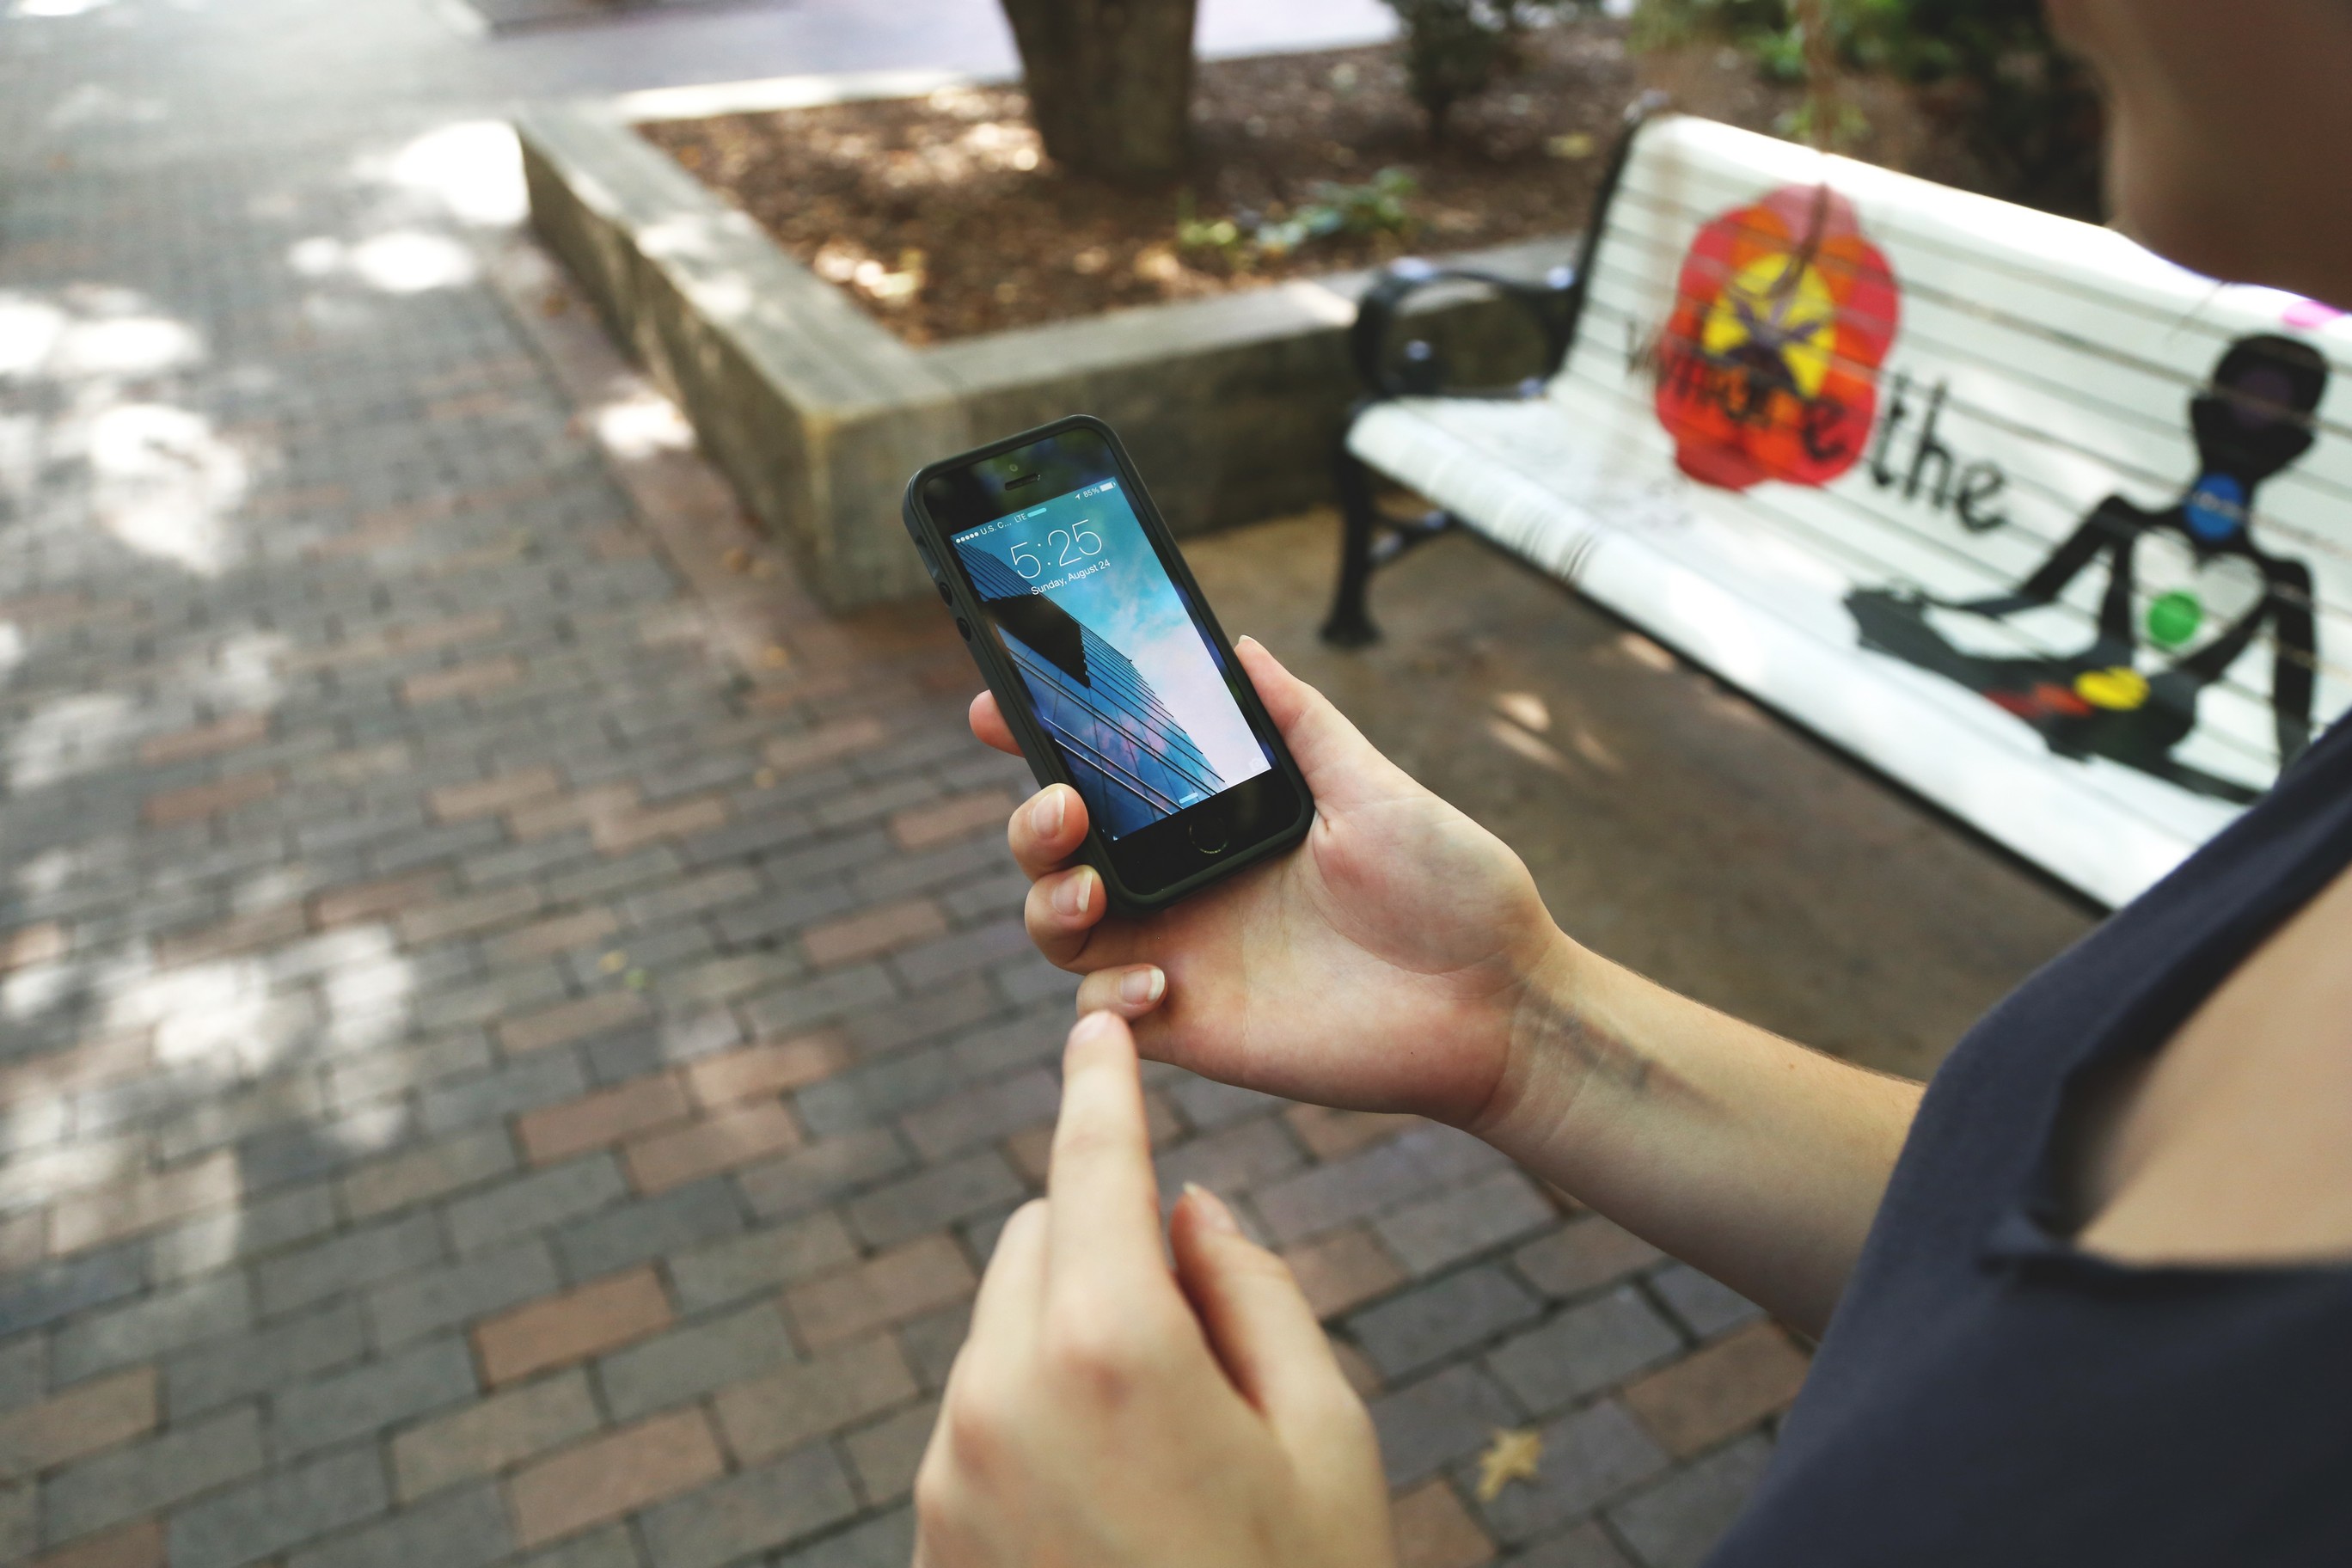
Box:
[1325,111,2352,908]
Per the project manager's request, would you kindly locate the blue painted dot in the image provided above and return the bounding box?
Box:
[2184,473,2245,542]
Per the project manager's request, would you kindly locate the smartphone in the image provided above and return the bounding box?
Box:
[903,416,1314,914]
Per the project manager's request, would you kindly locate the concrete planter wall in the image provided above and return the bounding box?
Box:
[516,95,1575,608]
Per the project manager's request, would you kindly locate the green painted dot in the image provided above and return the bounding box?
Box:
[2147,590,2203,649]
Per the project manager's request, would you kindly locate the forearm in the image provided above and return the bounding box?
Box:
[1477,934,1923,1338]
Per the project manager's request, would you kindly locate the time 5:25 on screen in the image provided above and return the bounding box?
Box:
[1009,522,1105,579]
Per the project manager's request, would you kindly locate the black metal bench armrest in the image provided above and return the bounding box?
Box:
[1346,259,1583,401]
[1346,95,1666,405]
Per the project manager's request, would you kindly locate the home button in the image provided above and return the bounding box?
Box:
[1185,806,1230,856]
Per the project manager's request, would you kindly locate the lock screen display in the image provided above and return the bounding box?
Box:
[950,479,1272,839]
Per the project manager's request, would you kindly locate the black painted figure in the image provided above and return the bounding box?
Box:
[1849,334,2327,803]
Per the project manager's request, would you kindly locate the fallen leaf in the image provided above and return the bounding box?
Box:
[720,547,751,574]
[1475,1427,1543,1503]
[599,950,628,973]
[623,968,651,990]
[754,768,778,789]
[762,645,790,669]
[540,291,568,317]
[750,559,775,580]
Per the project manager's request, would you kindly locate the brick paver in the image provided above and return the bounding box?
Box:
[0,2,1803,1564]
[0,1371,157,1482]
[474,1268,673,1385]
[1283,1226,1408,1319]
[1393,1477,1497,1568]
[515,1073,693,1164]
[1622,1323,1811,1459]
[508,1408,726,1547]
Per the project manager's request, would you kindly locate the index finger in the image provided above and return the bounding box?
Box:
[1047,1011,1171,1295]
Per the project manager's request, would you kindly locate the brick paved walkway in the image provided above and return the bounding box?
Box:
[1,4,1808,1566]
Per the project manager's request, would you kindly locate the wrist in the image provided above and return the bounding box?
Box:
[1468,930,1646,1176]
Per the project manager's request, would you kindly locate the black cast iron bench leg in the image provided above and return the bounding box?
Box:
[1322,434,1385,647]
[1320,432,1460,647]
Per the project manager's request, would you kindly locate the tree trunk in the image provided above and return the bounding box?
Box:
[998,0,1200,182]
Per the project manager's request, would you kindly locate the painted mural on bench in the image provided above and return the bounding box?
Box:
[1649,183,1897,493]
[1631,161,2339,812]
[1344,116,2352,903]
[1847,336,2324,805]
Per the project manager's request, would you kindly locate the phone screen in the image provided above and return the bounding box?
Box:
[946,476,1274,840]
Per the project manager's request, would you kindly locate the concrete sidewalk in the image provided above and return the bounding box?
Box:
[0,3,2087,1565]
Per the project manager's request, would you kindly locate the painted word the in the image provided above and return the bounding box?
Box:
[1866,372,2010,533]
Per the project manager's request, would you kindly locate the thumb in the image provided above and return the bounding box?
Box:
[1170,1182,1366,1444]
[1233,636,1418,813]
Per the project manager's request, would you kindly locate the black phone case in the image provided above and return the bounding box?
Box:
[901,414,1314,916]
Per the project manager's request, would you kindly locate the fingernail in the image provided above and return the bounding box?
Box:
[1030,790,1065,837]
[1053,867,1094,919]
[1070,1008,1119,1044]
[1118,966,1165,1006]
[1183,1182,1241,1234]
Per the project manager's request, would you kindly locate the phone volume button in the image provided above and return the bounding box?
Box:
[954,617,972,641]
[935,581,952,606]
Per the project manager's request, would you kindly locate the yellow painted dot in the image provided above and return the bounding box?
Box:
[2073,666,2150,712]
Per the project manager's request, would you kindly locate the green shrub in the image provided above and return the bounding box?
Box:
[1853,0,2104,217]
[1628,0,1788,54]
[1632,0,2104,217]
[1380,0,1590,140]
[1178,169,1419,265]
[1257,168,1419,254]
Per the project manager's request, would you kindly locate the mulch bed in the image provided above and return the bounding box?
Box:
[639,21,1973,346]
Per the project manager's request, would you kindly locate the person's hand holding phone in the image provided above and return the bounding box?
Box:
[972,635,1569,1132]
[912,1009,1393,1568]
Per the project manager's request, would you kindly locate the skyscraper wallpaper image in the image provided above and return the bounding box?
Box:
[950,480,1271,839]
